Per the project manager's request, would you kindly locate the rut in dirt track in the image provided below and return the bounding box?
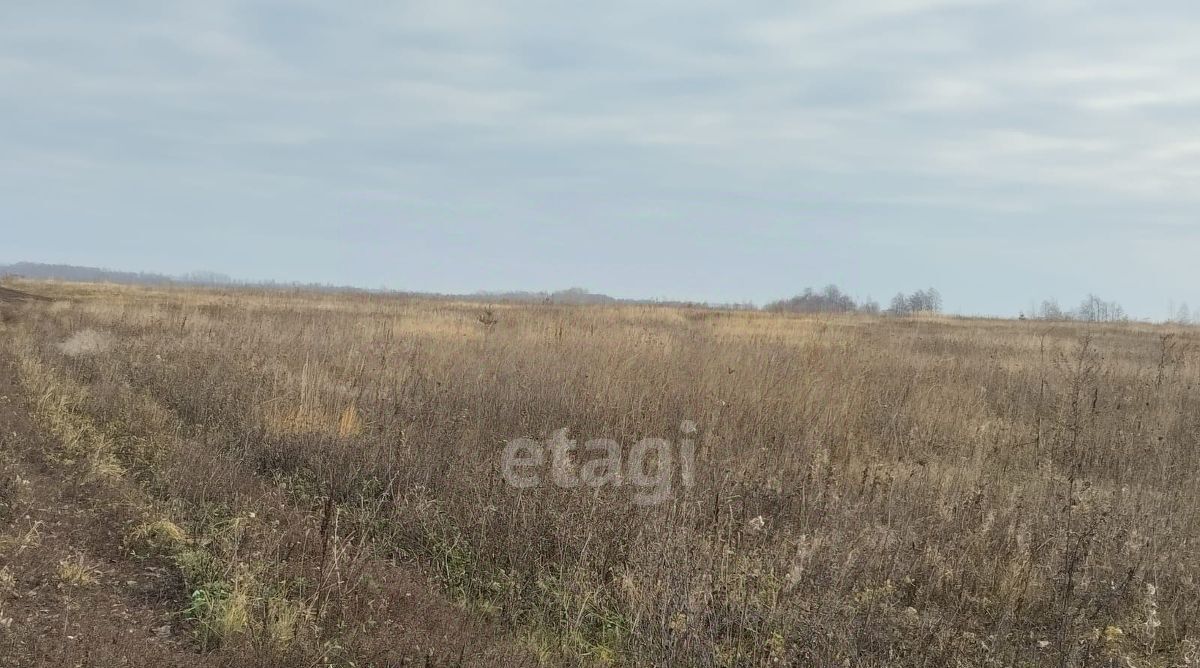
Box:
[0,287,51,304]
[0,336,538,667]
[0,351,207,667]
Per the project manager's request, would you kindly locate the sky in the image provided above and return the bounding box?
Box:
[3,1,1200,317]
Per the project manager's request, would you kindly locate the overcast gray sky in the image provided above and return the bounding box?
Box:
[3,1,1199,317]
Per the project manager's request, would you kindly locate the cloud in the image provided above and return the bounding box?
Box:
[3,1,1200,315]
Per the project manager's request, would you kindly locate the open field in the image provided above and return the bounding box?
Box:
[2,280,1200,666]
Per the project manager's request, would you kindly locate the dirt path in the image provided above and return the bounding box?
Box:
[0,287,50,304]
[0,342,540,667]
[0,352,206,667]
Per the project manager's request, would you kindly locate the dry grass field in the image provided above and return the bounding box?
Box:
[2,279,1200,667]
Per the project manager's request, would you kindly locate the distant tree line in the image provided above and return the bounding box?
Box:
[0,262,233,286]
[475,287,618,305]
[766,285,942,316]
[765,285,861,313]
[1030,295,1128,322]
[887,288,943,316]
[0,262,760,309]
[13,261,1192,324]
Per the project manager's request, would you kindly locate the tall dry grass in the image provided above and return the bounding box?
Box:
[4,279,1200,666]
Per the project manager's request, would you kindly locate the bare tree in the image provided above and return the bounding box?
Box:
[927,287,943,313]
[899,288,943,314]
[1171,302,1192,324]
[1038,299,1065,320]
[1076,294,1126,322]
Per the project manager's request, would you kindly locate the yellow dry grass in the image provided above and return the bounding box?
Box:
[57,554,100,587]
[4,278,1200,666]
